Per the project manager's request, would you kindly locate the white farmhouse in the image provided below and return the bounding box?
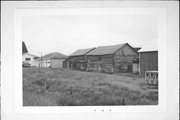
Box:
[22,53,39,67]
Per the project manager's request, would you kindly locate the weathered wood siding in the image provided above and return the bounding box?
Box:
[87,55,114,73]
[100,55,114,73]
[87,44,138,73]
[139,51,158,76]
[63,56,87,70]
[113,45,138,72]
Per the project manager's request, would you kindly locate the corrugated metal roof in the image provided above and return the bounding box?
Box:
[41,52,68,59]
[70,48,95,56]
[138,40,158,52]
[86,43,127,55]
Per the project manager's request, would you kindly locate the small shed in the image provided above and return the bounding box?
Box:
[138,40,158,76]
[38,52,67,68]
[63,48,95,70]
[86,43,138,73]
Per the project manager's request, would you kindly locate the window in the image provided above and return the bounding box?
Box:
[26,58,31,61]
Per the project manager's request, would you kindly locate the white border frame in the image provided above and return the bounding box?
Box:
[2,1,179,120]
[15,8,166,114]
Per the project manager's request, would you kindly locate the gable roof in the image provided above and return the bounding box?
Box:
[70,48,95,56]
[138,40,158,52]
[133,47,142,52]
[22,42,28,54]
[86,43,128,55]
[23,53,39,59]
[41,52,68,60]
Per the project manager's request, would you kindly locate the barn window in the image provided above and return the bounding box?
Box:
[25,58,31,61]
[133,58,139,63]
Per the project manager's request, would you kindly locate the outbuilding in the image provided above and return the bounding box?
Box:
[86,43,138,73]
[38,52,67,68]
[63,48,95,70]
[138,40,158,76]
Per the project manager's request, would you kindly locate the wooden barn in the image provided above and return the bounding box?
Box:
[138,40,158,76]
[63,48,95,70]
[86,43,138,73]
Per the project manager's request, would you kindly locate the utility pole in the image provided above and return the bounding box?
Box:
[40,51,42,68]
[38,51,42,71]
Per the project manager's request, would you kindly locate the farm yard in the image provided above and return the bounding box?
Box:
[23,67,158,106]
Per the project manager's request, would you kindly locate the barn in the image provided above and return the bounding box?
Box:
[86,43,138,73]
[63,48,95,70]
[38,52,67,68]
[138,40,158,76]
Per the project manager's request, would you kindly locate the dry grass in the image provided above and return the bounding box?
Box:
[23,67,158,106]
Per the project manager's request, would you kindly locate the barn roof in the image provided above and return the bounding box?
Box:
[70,48,95,56]
[86,43,128,55]
[138,40,158,52]
[22,42,28,54]
[133,47,142,52]
[41,52,68,60]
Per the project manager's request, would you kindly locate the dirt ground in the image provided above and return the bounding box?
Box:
[23,67,158,106]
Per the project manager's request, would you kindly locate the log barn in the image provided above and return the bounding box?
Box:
[138,40,158,76]
[86,43,138,73]
[63,48,95,70]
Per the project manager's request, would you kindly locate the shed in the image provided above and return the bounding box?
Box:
[63,48,95,70]
[86,43,138,73]
[138,40,158,76]
[38,52,67,68]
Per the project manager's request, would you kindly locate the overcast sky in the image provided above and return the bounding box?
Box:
[22,15,157,56]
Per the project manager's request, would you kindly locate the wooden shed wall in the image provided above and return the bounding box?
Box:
[139,51,158,76]
[113,45,138,72]
[87,45,138,73]
[63,56,86,70]
[87,55,114,73]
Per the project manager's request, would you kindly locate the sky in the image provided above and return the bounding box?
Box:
[22,15,157,56]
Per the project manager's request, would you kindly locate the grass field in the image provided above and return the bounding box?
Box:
[23,67,158,106]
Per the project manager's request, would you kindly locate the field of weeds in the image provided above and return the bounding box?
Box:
[23,67,158,106]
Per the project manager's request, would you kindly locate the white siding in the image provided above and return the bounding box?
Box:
[22,53,38,67]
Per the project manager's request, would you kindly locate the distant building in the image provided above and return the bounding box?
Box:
[38,52,67,68]
[63,48,95,70]
[22,42,39,67]
[22,53,39,67]
[138,40,158,76]
[86,43,138,73]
